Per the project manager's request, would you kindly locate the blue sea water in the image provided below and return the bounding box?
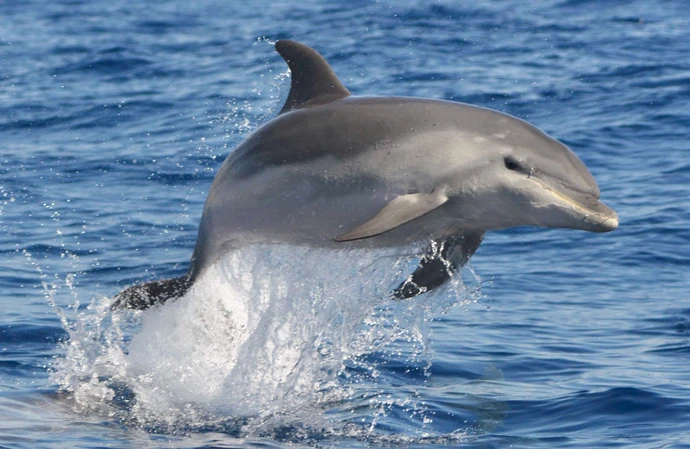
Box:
[1,0,690,447]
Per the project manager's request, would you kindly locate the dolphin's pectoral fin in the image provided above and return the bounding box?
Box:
[392,231,485,300]
[334,191,449,242]
[275,40,351,114]
[111,273,193,310]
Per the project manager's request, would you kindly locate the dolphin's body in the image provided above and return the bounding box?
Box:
[114,40,617,309]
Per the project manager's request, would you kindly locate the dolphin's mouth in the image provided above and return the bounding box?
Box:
[531,178,619,232]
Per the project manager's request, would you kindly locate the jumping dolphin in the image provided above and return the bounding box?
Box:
[113,40,618,309]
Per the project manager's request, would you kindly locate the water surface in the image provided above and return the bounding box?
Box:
[1,1,689,448]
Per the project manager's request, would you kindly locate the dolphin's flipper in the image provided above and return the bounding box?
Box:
[111,273,193,310]
[275,40,351,114]
[334,191,449,242]
[392,231,485,299]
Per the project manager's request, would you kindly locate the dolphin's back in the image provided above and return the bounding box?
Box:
[222,96,512,182]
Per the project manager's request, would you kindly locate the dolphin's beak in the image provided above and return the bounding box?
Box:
[532,178,619,232]
[582,199,619,232]
[555,192,619,232]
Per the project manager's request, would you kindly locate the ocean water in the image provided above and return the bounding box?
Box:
[1,0,689,448]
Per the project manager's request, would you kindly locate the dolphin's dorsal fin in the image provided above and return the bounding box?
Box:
[275,40,350,115]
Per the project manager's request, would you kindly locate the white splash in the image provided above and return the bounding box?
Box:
[52,244,480,436]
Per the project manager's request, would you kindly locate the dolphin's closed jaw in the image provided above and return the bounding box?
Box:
[530,177,618,232]
[558,191,618,232]
[585,200,618,232]
[563,193,618,232]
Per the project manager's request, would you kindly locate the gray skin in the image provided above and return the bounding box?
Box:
[113,40,617,309]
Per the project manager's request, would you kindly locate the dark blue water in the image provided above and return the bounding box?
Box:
[2,1,690,448]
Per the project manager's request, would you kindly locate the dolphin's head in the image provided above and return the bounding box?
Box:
[451,116,618,233]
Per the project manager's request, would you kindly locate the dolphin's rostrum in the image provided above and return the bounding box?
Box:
[113,40,618,309]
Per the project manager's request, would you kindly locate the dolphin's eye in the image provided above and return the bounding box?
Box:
[504,156,522,171]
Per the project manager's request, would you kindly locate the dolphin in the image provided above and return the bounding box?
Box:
[113,40,618,309]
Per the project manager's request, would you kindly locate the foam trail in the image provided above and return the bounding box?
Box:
[53,243,481,436]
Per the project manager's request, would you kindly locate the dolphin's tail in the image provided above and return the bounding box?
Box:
[111,273,193,310]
